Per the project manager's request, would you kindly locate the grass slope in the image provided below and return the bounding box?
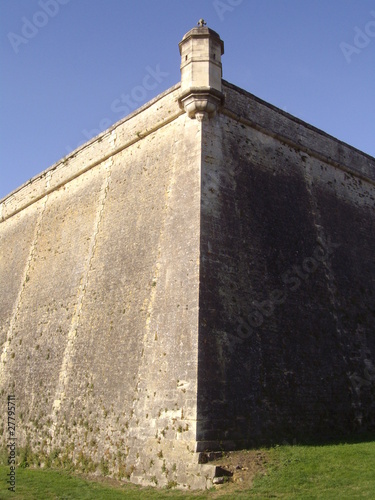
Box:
[249,441,375,499]
[1,441,375,499]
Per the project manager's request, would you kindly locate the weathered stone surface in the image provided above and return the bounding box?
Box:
[0,26,374,490]
[197,83,375,450]
[0,86,217,488]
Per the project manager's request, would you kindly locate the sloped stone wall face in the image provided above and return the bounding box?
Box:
[197,83,375,450]
[0,88,218,488]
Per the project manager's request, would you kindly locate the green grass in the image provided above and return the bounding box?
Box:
[0,466,189,499]
[1,441,375,499]
[248,441,375,499]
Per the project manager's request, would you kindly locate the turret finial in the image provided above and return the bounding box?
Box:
[197,19,207,27]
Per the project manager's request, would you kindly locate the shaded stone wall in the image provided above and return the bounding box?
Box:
[197,82,375,450]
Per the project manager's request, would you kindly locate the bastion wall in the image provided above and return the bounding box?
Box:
[197,81,375,449]
[0,85,219,488]
[0,71,374,489]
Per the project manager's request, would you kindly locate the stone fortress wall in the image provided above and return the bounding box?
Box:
[1,22,374,489]
[198,82,375,450]
[0,84,217,488]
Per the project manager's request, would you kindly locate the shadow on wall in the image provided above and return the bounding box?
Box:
[196,132,375,450]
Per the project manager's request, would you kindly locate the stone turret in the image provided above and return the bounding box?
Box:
[178,19,225,121]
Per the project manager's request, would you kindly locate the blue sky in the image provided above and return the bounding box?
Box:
[1,0,374,200]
